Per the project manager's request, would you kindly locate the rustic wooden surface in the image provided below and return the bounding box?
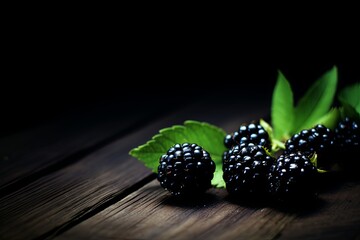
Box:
[56,178,360,240]
[0,98,359,240]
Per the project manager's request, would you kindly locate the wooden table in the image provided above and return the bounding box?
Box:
[1,97,359,240]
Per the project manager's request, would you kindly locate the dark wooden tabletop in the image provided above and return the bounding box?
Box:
[1,95,359,240]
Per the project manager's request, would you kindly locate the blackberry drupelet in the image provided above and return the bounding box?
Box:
[157,143,215,196]
[267,152,318,200]
[334,117,360,150]
[224,123,270,150]
[285,124,334,160]
[223,143,275,196]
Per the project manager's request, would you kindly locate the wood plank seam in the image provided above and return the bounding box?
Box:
[53,180,297,240]
[34,174,156,240]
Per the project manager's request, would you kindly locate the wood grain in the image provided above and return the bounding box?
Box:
[277,179,360,240]
[0,101,269,240]
[56,178,360,240]
[55,180,295,240]
[0,133,152,240]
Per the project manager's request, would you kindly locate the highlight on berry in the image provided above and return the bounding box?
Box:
[224,123,270,150]
[157,143,216,196]
[223,143,275,196]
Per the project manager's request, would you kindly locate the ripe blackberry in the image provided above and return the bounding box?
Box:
[157,143,215,196]
[267,152,318,200]
[334,118,360,170]
[224,123,270,150]
[334,117,360,150]
[223,143,275,196]
[285,125,335,167]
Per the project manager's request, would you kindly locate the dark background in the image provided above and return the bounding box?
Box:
[2,21,359,136]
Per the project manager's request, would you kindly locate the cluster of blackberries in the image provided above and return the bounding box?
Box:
[222,118,359,200]
[222,123,319,200]
[156,118,359,198]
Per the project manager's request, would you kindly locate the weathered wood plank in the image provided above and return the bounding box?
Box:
[0,134,152,240]
[0,102,269,240]
[55,180,295,240]
[277,179,360,240]
[56,179,360,240]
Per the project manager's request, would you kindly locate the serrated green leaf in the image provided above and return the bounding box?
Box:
[271,71,294,141]
[293,66,338,132]
[312,108,340,130]
[338,82,360,117]
[129,120,227,188]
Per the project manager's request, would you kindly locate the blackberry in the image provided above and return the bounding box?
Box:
[223,143,275,196]
[157,143,215,196]
[267,152,318,200]
[334,117,360,150]
[224,123,270,149]
[334,118,360,170]
[285,125,335,167]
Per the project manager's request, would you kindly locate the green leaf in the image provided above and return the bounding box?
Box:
[260,119,273,139]
[338,82,360,118]
[129,120,227,188]
[313,108,340,130]
[260,119,285,152]
[293,66,338,132]
[212,167,226,188]
[271,139,286,151]
[271,71,294,141]
[340,103,359,120]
